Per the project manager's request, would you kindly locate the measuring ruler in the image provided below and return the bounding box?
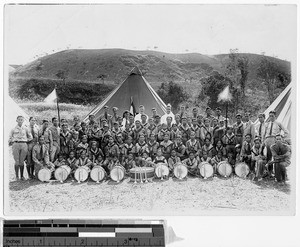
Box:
[2,219,165,247]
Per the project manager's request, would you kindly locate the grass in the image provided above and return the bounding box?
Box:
[19,102,94,124]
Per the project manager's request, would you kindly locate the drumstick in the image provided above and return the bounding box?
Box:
[117,166,120,183]
[178,165,182,180]
[204,164,207,179]
[160,164,163,180]
[224,162,227,178]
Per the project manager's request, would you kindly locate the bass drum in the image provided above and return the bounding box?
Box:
[74,166,90,182]
[173,162,188,179]
[54,165,71,182]
[129,167,155,182]
[217,161,232,177]
[155,163,170,178]
[38,168,53,182]
[90,166,106,183]
[110,165,125,182]
[235,162,250,178]
[198,162,214,179]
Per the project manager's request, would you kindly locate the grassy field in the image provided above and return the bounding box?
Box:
[6,102,292,215]
[19,102,94,124]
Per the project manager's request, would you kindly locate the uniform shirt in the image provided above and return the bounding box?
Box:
[264,120,289,138]
[27,124,39,143]
[147,140,159,157]
[233,122,244,137]
[134,141,149,156]
[241,141,253,157]
[39,127,53,144]
[32,143,50,164]
[49,126,61,144]
[186,139,201,155]
[255,121,266,142]
[168,156,181,169]
[202,144,214,158]
[161,112,176,125]
[200,125,212,141]
[54,159,66,168]
[66,157,79,169]
[173,141,186,159]
[243,120,255,138]
[251,144,267,161]
[222,133,236,146]
[159,140,173,156]
[134,113,149,122]
[78,157,92,168]
[146,125,158,138]
[122,143,134,157]
[88,147,104,162]
[183,157,199,169]
[9,124,33,143]
[270,142,291,164]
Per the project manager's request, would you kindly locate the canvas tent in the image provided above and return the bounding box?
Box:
[84,67,167,121]
[263,83,291,132]
[5,96,29,129]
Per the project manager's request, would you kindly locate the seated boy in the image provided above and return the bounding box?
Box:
[168,149,181,175]
[182,151,199,176]
[211,150,226,175]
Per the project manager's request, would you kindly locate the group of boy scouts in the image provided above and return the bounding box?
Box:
[9,103,291,184]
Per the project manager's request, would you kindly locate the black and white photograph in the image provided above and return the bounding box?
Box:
[3,4,297,216]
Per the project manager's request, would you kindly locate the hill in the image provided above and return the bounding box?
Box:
[9,49,291,109]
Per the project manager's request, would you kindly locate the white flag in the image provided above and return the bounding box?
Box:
[44,88,58,103]
[217,86,232,102]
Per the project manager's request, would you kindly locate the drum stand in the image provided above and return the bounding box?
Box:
[144,168,148,183]
[134,170,137,184]
[139,167,143,184]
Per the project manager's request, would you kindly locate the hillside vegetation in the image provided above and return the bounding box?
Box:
[9,49,291,114]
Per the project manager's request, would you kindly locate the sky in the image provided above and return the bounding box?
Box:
[4,4,297,65]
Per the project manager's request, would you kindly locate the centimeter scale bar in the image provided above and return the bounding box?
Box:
[2,220,165,247]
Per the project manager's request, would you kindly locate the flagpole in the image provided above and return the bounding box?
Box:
[55,85,61,125]
[225,102,228,134]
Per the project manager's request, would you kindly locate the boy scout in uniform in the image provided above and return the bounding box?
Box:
[9,116,33,180]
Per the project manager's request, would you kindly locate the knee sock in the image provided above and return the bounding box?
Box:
[26,165,31,177]
[20,166,24,178]
[14,165,19,178]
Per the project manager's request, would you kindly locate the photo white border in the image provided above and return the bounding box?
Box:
[1,0,299,246]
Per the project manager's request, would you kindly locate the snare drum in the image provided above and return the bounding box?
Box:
[155,163,170,178]
[198,162,214,179]
[74,166,90,182]
[110,165,125,182]
[38,168,53,182]
[90,166,106,183]
[129,167,155,182]
[217,161,232,177]
[235,162,250,178]
[173,162,188,179]
[54,165,71,182]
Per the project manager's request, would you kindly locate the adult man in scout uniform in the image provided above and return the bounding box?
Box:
[32,135,54,178]
[9,116,33,180]
[49,117,61,162]
[39,119,53,159]
[243,112,255,141]
[255,113,266,143]
[26,117,39,179]
[270,134,291,184]
[233,113,244,146]
[264,110,289,162]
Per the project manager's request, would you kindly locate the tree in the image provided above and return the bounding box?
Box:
[237,56,249,97]
[157,81,189,111]
[257,56,284,103]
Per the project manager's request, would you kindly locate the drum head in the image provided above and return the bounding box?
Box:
[217,161,232,177]
[90,166,106,182]
[38,168,51,182]
[54,167,69,181]
[173,164,188,179]
[74,167,89,182]
[199,162,214,178]
[110,166,125,182]
[129,167,155,181]
[235,162,250,178]
[155,163,170,178]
